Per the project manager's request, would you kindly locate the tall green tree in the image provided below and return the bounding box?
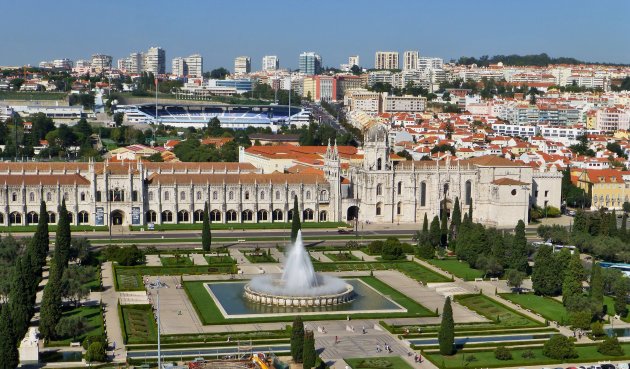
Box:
[201,202,211,252]
[33,201,49,268]
[563,253,585,305]
[422,213,429,234]
[614,277,629,317]
[532,245,560,296]
[449,197,462,241]
[440,213,448,247]
[620,213,628,241]
[438,297,455,355]
[291,316,304,363]
[429,215,441,247]
[590,263,604,316]
[507,220,529,273]
[9,257,32,341]
[302,330,316,369]
[573,210,589,234]
[290,196,301,244]
[468,199,473,220]
[609,210,618,238]
[54,199,71,268]
[39,262,63,340]
[0,305,19,369]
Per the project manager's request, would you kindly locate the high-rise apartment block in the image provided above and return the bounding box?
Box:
[172,54,203,77]
[144,47,166,75]
[172,57,186,77]
[91,54,112,70]
[54,59,73,70]
[375,51,399,70]
[349,56,360,68]
[262,55,279,71]
[299,52,322,75]
[418,57,444,70]
[403,51,419,71]
[234,56,251,74]
[128,52,144,74]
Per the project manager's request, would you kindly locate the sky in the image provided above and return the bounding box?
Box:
[3,0,629,71]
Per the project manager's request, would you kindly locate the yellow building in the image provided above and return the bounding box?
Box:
[575,168,630,210]
[302,77,317,101]
[586,110,597,129]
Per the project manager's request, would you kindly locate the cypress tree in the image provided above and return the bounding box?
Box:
[290,196,301,244]
[201,202,211,252]
[438,296,455,355]
[54,199,71,268]
[422,213,429,234]
[614,278,629,318]
[531,245,560,296]
[590,263,604,316]
[449,197,461,241]
[573,209,589,234]
[440,212,448,247]
[468,199,473,220]
[9,257,32,341]
[0,305,19,369]
[429,216,441,247]
[609,210,618,238]
[291,316,304,363]
[39,262,63,340]
[508,220,529,273]
[562,253,584,306]
[620,213,628,241]
[302,330,316,369]
[599,211,610,237]
[33,201,49,268]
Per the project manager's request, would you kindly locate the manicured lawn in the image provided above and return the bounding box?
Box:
[455,294,542,327]
[120,305,157,344]
[424,342,630,369]
[0,225,108,233]
[130,221,349,231]
[346,357,415,369]
[160,256,194,266]
[114,264,237,291]
[204,255,236,264]
[0,91,67,100]
[425,258,484,281]
[184,276,435,325]
[243,251,277,263]
[314,261,451,284]
[604,296,630,322]
[47,305,104,346]
[501,293,568,323]
[325,251,361,262]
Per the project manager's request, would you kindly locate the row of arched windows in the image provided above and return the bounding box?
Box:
[0,211,89,225]
[148,189,327,202]
[12,191,86,202]
[144,208,327,223]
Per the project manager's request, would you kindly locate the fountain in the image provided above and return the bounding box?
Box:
[244,230,354,307]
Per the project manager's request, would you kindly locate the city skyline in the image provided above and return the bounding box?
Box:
[2,0,629,70]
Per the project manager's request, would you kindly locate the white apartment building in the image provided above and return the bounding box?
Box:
[368,71,394,86]
[172,54,202,77]
[344,89,380,114]
[234,56,251,74]
[492,123,540,138]
[144,47,166,75]
[403,51,419,71]
[172,57,186,77]
[91,54,112,70]
[349,56,360,67]
[262,56,279,71]
[375,52,399,70]
[596,107,630,132]
[129,52,144,74]
[418,57,443,70]
[567,74,608,90]
[53,59,73,70]
[382,93,426,113]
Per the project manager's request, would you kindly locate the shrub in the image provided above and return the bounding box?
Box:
[597,336,624,356]
[494,345,512,360]
[416,241,435,259]
[82,334,107,350]
[542,335,577,360]
[85,342,107,362]
[521,349,535,359]
[367,240,384,255]
[591,321,605,338]
[569,310,593,330]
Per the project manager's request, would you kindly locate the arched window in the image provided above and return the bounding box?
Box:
[64,192,69,201]
[244,191,250,200]
[319,211,327,222]
[80,192,86,201]
[164,191,170,201]
[273,209,283,221]
[146,210,157,223]
[397,201,402,215]
[376,184,383,196]
[180,191,186,201]
[161,210,173,223]
[376,202,382,216]
[303,208,314,221]
[67,212,73,224]
[229,191,234,200]
[29,192,35,202]
[443,183,449,196]
[193,209,204,222]
[196,191,202,200]
[290,191,296,201]
[132,190,138,201]
[111,188,123,202]
[210,209,221,222]
[275,191,280,200]
[420,182,426,206]
[377,158,382,170]
[257,209,268,221]
[260,191,265,200]
[27,211,38,224]
[48,212,56,224]
[95,191,101,202]
[149,192,154,201]
[288,209,294,221]
[177,210,189,222]
[465,180,472,205]
[11,192,17,202]
[397,181,402,195]
[0,213,4,225]
[46,192,52,202]
[226,210,237,222]
[78,211,89,224]
[213,191,218,200]
[321,190,328,200]
[242,210,253,222]
[9,212,21,225]
[306,191,311,200]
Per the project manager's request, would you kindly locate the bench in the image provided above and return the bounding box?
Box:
[490,277,499,282]
[474,278,484,282]
[237,239,246,243]
[70,342,81,347]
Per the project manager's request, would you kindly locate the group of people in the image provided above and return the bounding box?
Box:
[376,343,393,353]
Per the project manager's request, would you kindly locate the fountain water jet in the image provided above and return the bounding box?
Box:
[244,230,354,307]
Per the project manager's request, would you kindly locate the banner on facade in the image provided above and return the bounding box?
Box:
[132,207,141,225]
[95,207,104,226]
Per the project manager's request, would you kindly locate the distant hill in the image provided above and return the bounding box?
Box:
[456,53,629,67]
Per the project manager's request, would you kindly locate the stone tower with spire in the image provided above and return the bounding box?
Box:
[324,139,341,221]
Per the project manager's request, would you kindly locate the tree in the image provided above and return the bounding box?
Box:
[429,216,441,247]
[506,269,526,292]
[0,305,19,369]
[202,202,211,252]
[422,213,429,234]
[494,345,512,360]
[291,316,304,363]
[440,212,448,247]
[85,341,107,362]
[542,335,577,359]
[468,199,473,220]
[590,263,604,316]
[60,265,91,307]
[208,68,230,80]
[597,335,624,356]
[507,220,529,273]
[573,209,589,234]
[54,199,71,268]
[290,196,301,244]
[302,330,316,369]
[33,201,49,268]
[563,253,585,305]
[438,297,455,355]
[113,112,124,127]
[532,245,561,296]
[39,262,63,339]
[613,277,629,317]
[9,257,32,341]
[449,197,462,242]
[55,316,88,341]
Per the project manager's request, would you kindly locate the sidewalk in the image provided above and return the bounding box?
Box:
[101,262,127,362]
